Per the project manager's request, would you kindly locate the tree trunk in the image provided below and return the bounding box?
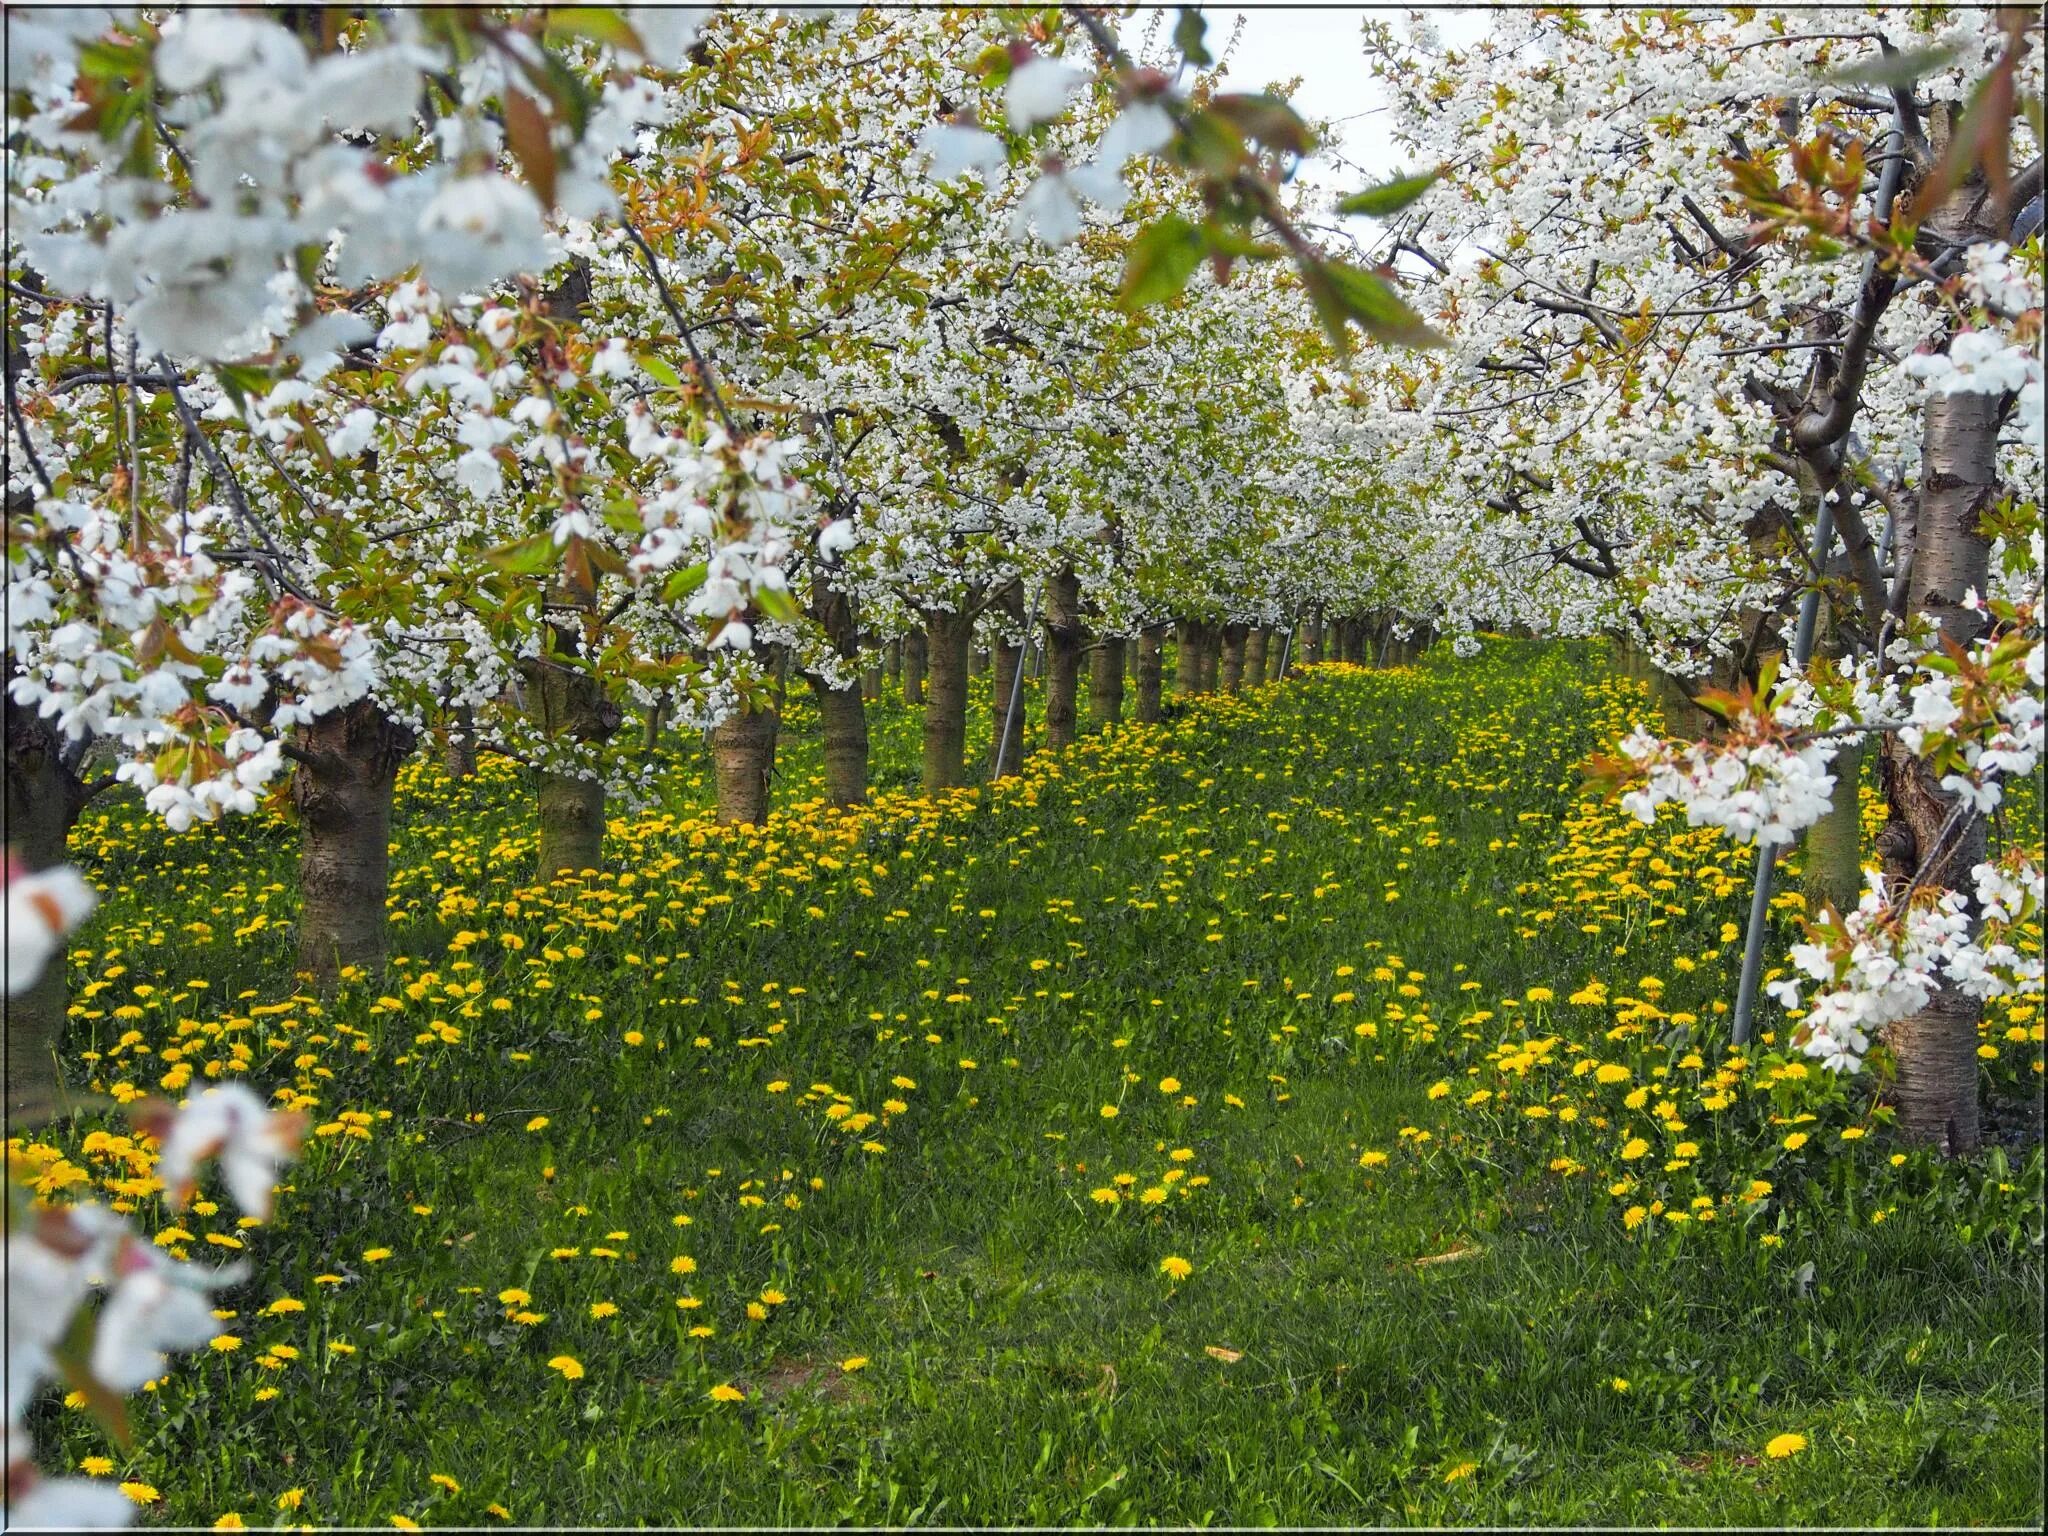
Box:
[537,773,605,877]
[987,583,1027,778]
[885,639,902,685]
[1221,623,1248,694]
[1090,636,1126,730]
[1136,627,1165,723]
[294,700,416,983]
[1044,566,1085,750]
[711,705,779,826]
[1878,385,1999,1154]
[444,705,478,779]
[642,689,671,766]
[1174,620,1202,697]
[1649,668,1704,737]
[1800,591,1864,918]
[804,577,869,807]
[1197,624,1222,693]
[903,629,927,705]
[1245,627,1268,687]
[1801,735,1865,917]
[1303,617,1324,665]
[3,699,88,1118]
[811,680,868,807]
[922,607,973,791]
[526,628,620,878]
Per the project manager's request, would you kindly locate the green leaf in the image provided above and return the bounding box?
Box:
[640,354,683,390]
[75,37,150,82]
[484,534,560,576]
[1173,7,1213,68]
[209,362,273,415]
[1119,215,1205,310]
[1336,167,1441,218]
[754,585,799,624]
[1174,108,1247,176]
[542,7,646,53]
[53,1306,132,1452]
[1209,93,1315,157]
[974,43,1014,89]
[662,563,708,604]
[1198,221,1283,261]
[519,46,598,138]
[1302,259,1445,354]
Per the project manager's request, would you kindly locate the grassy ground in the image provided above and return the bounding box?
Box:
[17,641,2043,1526]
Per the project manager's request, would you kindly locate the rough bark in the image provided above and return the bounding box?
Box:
[3,697,94,1118]
[525,627,620,878]
[1245,627,1269,687]
[642,689,671,766]
[804,577,869,807]
[444,705,478,779]
[811,681,868,807]
[885,639,902,685]
[903,628,927,705]
[922,606,973,791]
[1136,627,1165,723]
[1649,668,1708,737]
[1174,620,1202,697]
[537,773,605,876]
[711,703,780,826]
[1303,617,1324,665]
[293,700,416,983]
[1802,735,1865,918]
[1800,591,1865,919]
[1218,624,1245,693]
[1089,635,1126,730]
[988,584,1027,777]
[1878,386,1999,1153]
[1197,623,1222,693]
[1044,566,1085,750]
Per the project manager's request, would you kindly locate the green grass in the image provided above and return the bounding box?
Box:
[23,641,2043,1527]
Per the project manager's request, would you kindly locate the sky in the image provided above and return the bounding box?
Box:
[1181,6,1494,183]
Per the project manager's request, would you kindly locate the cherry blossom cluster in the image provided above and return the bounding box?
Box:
[1767,850,2045,1073]
[1615,721,1841,849]
[5,866,304,1528]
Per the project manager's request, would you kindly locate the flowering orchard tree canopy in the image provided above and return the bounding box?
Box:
[1,5,2043,1526]
[4,2,2039,1021]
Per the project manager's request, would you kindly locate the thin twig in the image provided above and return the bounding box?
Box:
[617,217,740,438]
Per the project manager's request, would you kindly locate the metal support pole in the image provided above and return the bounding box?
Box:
[1731,104,1904,1051]
[994,599,1039,780]
[1275,617,1295,681]
[1731,492,1837,1047]
[1789,493,1836,665]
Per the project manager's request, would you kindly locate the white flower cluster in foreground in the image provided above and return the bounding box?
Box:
[1617,721,1838,848]
[1611,624,2043,1075]
[1768,856,2046,1072]
[4,868,306,1529]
